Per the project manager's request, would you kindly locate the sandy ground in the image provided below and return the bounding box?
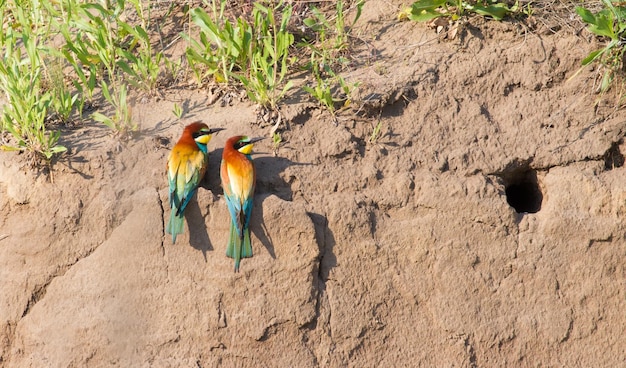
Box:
[1,1,626,366]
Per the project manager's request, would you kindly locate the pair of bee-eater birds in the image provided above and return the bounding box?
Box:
[166,121,262,272]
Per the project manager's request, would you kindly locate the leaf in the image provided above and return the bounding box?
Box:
[576,7,616,39]
[581,49,604,66]
[471,4,511,21]
[303,85,316,96]
[409,0,448,12]
[91,112,114,129]
[575,6,597,25]
[281,80,294,95]
[50,145,67,154]
[303,17,320,30]
[351,0,365,29]
[280,4,292,32]
[600,70,613,92]
[409,9,444,22]
[0,145,21,152]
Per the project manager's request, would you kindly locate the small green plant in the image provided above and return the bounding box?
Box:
[304,77,336,116]
[184,0,295,110]
[303,0,364,54]
[271,131,282,155]
[303,60,359,122]
[67,2,129,81]
[92,80,136,137]
[369,120,383,144]
[53,20,97,113]
[59,45,97,118]
[164,56,184,86]
[0,7,67,165]
[172,102,183,119]
[574,1,626,94]
[237,1,294,110]
[119,0,163,94]
[118,22,163,94]
[44,57,79,123]
[186,6,253,85]
[400,0,516,22]
[300,1,361,123]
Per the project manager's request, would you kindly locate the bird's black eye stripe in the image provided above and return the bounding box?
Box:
[234,141,250,150]
[193,130,208,139]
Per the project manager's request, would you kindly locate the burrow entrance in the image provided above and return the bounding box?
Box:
[603,141,625,171]
[501,168,542,214]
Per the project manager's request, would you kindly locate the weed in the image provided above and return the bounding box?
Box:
[44,57,79,124]
[303,61,359,122]
[91,80,136,138]
[164,56,185,86]
[0,4,67,164]
[271,131,282,156]
[574,1,626,94]
[186,6,253,85]
[118,22,164,95]
[369,119,383,144]
[68,2,129,81]
[300,1,361,123]
[400,0,517,22]
[303,76,336,116]
[303,0,364,55]
[172,102,183,119]
[238,1,295,110]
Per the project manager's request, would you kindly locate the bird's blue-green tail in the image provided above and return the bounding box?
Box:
[226,222,253,272]
[166,210,185,244]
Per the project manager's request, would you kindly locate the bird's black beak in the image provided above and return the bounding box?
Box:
[248,137,266,144]
[208,127,226,135]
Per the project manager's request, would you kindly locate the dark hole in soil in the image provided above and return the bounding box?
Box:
[603,142,624,170]
[504,170,542,214]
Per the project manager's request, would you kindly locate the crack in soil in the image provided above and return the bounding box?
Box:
[156,188,166,258]
[21,246,98,319]
[155,187,171,281]
[7,245,100,360]
[304,212,329,330]
[303,210,336,364]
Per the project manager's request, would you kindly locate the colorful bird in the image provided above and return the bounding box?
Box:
[221,135,264,272]
[166,122,224,244]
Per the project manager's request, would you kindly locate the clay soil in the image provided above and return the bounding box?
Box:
[1,1,626,367]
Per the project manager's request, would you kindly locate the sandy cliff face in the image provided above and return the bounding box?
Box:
[2,2,626,367]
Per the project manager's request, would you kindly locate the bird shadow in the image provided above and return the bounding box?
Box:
[249,155,312,259]
[250,193,276,260]
[185,198,213,262]
[200,150,313,262]
[201,147,224,194]
[254,155,313,202]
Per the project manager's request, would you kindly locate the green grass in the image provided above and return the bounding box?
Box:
[0,0,369,170]
[3,0,603,176]
[301,0,362,121]
[186,0,295,111]
[573,0,626,98]
[0,2,67,165]
[400,0,519,22]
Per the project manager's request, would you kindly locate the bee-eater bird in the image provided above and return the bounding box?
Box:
[167,122,224,244]
[221,135,264,272]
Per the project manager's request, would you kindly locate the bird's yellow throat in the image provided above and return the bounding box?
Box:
[195,134,212,145]
[238,144,254,155]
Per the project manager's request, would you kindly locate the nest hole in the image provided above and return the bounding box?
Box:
[603,142,624,171]
[503,169,542,214]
